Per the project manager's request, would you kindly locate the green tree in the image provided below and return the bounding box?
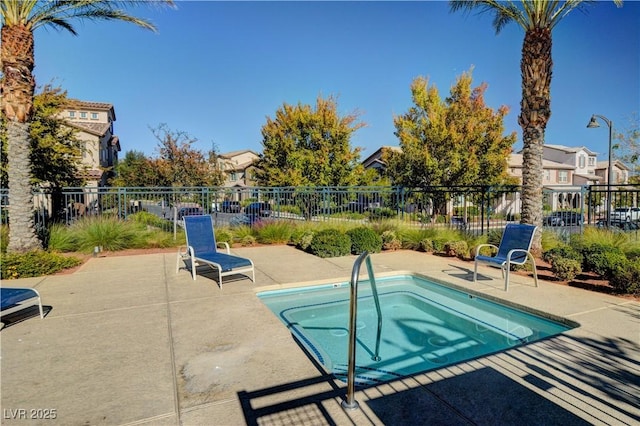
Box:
[0,0,174,253]
[111,150,159,187]
[255,95,366,187]
[386,69,515,189]
[150,124,224,187]
[613,112,639,181]
[29,86,84,188]
[450,0,622,252]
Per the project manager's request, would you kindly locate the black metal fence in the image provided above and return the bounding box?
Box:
[1,184,639,238]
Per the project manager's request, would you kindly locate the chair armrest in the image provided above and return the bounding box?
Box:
[177,245,189,257]
[475,243,498,257]
[507,249,533,264]
[217,241,231,254]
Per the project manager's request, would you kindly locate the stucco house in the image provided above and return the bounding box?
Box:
[217,150,260,188]
[61,100,120,187]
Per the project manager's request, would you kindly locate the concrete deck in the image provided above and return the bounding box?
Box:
[1,245,639,425]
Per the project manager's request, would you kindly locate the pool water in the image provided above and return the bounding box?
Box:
[258,274,577,385]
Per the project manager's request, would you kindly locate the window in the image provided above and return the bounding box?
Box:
[544,170,550,181]
[91,112,98,120]
[558,171,568,183]
[588,157,595,166]
[230,173,238,181]
[80,112,87,119]
[69,111,76,118]
[578,155,585,168]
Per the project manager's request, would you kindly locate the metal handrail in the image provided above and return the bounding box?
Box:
[342,251,382,411]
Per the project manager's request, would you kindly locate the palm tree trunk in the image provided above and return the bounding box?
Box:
[6,121,40,252]
[518,28,552,253]
[1,24,41,252]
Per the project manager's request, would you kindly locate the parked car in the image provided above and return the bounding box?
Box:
[177,207,203,219]
[244,202,271,217]
[450,215,468,230]
[220,200,241,213]
[543,211,584,226]
[610,207,640,222]
[596,219,640,231]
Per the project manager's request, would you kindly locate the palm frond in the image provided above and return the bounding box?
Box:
[449,0,526,33]
[2,0,175,32]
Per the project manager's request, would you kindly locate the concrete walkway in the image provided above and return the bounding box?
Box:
[1,246,638,425]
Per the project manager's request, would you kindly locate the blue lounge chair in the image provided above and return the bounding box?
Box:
[473,224,539,291]
[176,215,255,288]
[1,287,44,325]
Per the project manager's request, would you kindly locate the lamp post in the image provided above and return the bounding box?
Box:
[587,114,613,227]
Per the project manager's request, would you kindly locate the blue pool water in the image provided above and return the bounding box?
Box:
[258,274,577,385]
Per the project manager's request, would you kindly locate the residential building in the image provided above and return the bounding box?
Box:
[217,150,260,188]
[61,100,120,187]
[361,146,401,174]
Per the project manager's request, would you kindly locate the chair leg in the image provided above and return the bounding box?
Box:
[529,253,539,287]
[504,261,510,291]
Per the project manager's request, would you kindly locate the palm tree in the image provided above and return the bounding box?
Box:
[0,1,174,252]
[449,0,622,252]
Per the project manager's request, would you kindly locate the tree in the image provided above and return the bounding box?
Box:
[613,112,639,181]
[449,0,622,252]
[255,95,366,187]
[150,124,224,187]
[111,150,158,187]
[386,69,516,189]
[0,0,174,253]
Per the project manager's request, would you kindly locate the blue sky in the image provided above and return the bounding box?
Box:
[33,1,639,162]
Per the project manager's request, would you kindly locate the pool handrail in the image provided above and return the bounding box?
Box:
[342,251,382,411]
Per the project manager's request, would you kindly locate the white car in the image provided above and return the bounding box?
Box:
[610,207,640,222]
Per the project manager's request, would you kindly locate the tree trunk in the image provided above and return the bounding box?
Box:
[6,121,40,251]
[1,24,41,252]
[518,28,552,254]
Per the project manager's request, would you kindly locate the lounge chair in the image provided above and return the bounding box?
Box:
[1,287,44,324]
[176,215,255,288]
[473,223,539,291]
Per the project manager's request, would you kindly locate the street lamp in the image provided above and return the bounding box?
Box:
[587,114,613,227]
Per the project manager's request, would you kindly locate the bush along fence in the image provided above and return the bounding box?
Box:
[1,184,639,238]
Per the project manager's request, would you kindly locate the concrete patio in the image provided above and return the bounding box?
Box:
[1,245,638,425]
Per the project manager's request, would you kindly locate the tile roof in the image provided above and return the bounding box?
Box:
[68,121,111,137]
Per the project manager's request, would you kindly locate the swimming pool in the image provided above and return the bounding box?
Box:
[258,273,577,385]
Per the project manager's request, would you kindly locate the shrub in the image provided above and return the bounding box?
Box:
[129,210,166,228]
[444,240,469,259]
[71,216,147,253]
[254,220,293,244]
[46,223,78,252]
[580,243,622,274]
[588,250,628,280]
[0,250,83,280]
[550,257,582,281]
[486,228,503,246]
[368,207,395,221]
[609,258,640,295]
[346,227,382,254]
[240,235,257,247]
[381,230,402,251]
[231,225,255,243]
[419,238,434,253]
[291,228,315,251]
[215,228,234,245]
[542,245,583,265]
[308,229,351,258]
[0,225,7,253]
